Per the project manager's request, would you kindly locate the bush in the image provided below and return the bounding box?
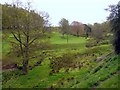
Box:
[50,53,76,74]
[86,38,97,48]
[99,40,110,45]
[86,38,110,48]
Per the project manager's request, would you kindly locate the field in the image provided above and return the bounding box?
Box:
[2,31,119,88]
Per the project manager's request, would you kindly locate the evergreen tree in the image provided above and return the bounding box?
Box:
[107,1,120,54]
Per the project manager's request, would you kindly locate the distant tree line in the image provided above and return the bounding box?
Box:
[59,18,111,44]
[59,18,92,38]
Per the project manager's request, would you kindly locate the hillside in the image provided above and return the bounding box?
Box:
[2,32,119,88]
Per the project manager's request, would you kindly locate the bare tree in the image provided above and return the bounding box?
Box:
[40,11,51,34]
[92,23,103,43]
[11,0,44,74]
[70,21,84,37]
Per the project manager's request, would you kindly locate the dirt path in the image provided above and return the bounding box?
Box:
[95,52,113,62]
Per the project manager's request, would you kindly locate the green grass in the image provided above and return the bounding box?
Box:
[98,74,119,88]
[51,32,86,44]
[3,54,120,88]
[2,32,15,58]
[2,44,118,88]
[3,59,51,88]
[49,32,87,50]
[2,31,87,55]
[2,31,119,88]
[2,41,10,56]
[2,31,87,66]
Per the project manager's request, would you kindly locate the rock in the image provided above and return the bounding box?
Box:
[49,72,52,75]
[105,66,108,68]
[37,61,41,64]
[34,61,41,66]
[93,66,102,74]
[29,66,33,70]
[71,77,74,80]
[76,81,79,84]
[49,70,55,75]
[17,66,23,70]
[49,85,53,89]
[61,82,64,85]
[67,78,70,81]
[65,68,69,73]
[92,54,95,56]
[94,82,99,86]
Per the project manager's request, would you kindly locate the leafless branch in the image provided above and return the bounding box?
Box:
[28,36,38,45]
[11,31,25,46]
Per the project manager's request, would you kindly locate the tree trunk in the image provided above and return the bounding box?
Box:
[22,11,30,74]
[22,60,28,74]
[77,31,79,37]
[22,46,29,75]
[22,28,29,74]
[62,33,64,38]
[67,34,68,44]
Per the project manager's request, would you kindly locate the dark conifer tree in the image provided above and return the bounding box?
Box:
[107,1,120,54]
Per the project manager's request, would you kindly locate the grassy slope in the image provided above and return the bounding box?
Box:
[2,32,119,88]
[50,32,86,44]
[50,32,87,50]
[2,49,119,88]
[2,31,87,65]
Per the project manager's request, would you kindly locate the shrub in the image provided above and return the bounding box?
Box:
[50,53,76,74]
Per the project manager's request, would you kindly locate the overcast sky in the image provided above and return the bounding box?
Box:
[1,0,120,26]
